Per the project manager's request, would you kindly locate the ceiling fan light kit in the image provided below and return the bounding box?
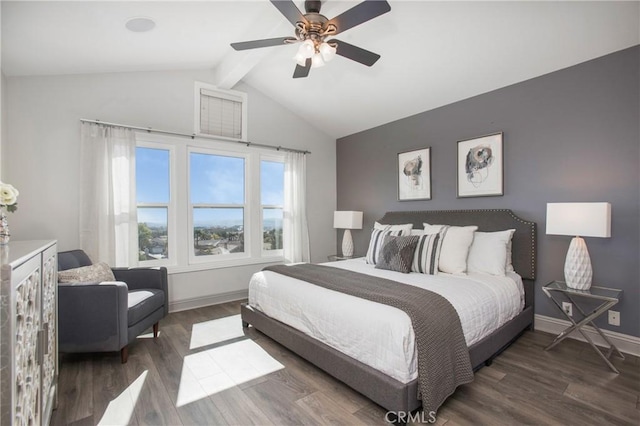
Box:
[311,51,325,68]
[231,0,391,78]
[319,42,337,62]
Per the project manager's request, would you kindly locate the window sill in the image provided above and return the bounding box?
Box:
[166,256,285,275]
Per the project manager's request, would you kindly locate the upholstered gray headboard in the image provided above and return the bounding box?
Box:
[378,210,536,281]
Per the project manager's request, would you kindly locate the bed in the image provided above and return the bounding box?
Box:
[241,209,536,414]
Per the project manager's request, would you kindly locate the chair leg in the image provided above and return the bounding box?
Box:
[121,346,129,364]
[153,322,159,338]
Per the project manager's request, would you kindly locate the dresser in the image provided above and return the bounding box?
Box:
[1,240,58,426]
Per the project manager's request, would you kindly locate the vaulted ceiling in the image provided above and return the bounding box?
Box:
[2,1,638,138]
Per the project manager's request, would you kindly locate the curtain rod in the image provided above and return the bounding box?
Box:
[80,119,311,155]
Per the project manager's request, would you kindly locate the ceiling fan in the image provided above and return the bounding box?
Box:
[230,0,391,78]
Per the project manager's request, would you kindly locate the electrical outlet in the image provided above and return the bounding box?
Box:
[608,310,620,326]
[562,302,573,317]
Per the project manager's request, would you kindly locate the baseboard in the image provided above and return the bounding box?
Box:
[169,290,248,313]
[534,314,640,357]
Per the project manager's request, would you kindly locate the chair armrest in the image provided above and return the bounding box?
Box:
[58,281,128,353]
[112,267,169,316]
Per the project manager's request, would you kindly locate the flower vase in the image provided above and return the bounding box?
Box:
[0,211,10,245]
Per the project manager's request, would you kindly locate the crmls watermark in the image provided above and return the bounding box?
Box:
[384,410,437,424]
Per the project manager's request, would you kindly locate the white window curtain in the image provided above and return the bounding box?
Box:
[283,151,310,263]
[80,123,138,267]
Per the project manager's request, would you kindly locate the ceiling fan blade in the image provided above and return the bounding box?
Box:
[293,59,312,78]
[231,37,297,51]
[328,0,391,35]
[332,39,381,66]
[270,0,308,27]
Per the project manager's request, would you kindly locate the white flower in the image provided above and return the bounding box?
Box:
[0,182,19,207]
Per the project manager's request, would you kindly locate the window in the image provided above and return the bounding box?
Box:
[195,82,248,141]
[136,146,172,263]
[190,151,246,259]
[134,133,286,272]
[261,160,284,254]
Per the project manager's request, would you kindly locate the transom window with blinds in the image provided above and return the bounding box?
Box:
[195,82,248,141]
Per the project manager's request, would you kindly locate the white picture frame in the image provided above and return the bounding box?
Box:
[457,132,504,198]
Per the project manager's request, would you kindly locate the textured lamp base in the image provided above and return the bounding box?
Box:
[341,229,354,257]
[564,236,593,290]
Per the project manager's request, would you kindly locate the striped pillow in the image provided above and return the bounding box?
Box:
[374,222,413,235]
[365,227,404,265]
[375,235,420,273]
[411,232,444,274]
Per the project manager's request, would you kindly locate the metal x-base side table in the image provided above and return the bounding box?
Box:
[542,281,625,373]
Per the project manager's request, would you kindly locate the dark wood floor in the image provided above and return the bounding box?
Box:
[51,301,639,426]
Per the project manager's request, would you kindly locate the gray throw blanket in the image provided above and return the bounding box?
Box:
[263,263,474,414]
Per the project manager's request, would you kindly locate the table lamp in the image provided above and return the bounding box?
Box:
[546,202,611,290]
[333,211,363,257]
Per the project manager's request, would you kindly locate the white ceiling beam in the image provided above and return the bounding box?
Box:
[212,13,294,90]
[212,48,273,90]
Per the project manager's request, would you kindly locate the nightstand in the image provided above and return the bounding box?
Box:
[542,280,624,373]
[327,254,357,261]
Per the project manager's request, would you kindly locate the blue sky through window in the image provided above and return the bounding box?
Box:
[136,148,285,227]
[136,147,169,226]
[261,161,284,206]
[138,207,167,229]
[190,153,245,204]
[136,147,169,203]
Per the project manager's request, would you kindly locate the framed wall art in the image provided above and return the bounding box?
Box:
[398,147,431,201]
[457,132,503,198]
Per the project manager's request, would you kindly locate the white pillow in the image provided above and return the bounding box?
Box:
[467,229,515,276]
[423,224,444,235]
[506,239,515,273]
[423,223,478,275]
[374,221,413,235]
[410,229,424,236]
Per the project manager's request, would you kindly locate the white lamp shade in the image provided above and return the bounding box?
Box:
[298,39,315,59]
[293,51,307,66]
[319,42,337,62]
[546,202,611,238]
[333,211,363,230]
[311,52,325,68]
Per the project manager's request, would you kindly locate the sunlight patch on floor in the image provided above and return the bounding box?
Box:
[137,331,157,339]
[189,314,245,350]
[176,339,284,407]
[97,370,148,426]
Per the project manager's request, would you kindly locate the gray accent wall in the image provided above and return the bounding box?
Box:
[337,46,639,337]
[1,72,5,179]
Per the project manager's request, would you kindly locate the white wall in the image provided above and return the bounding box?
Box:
[4,69,336,309]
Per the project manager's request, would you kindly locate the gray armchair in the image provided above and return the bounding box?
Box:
[57,250,168,363]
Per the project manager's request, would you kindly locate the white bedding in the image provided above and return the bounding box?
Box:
[248,258,524,383]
